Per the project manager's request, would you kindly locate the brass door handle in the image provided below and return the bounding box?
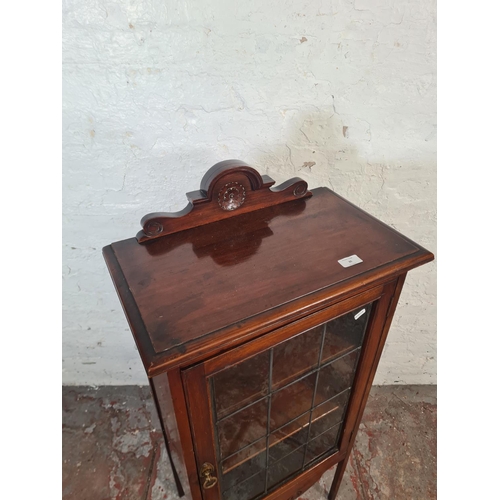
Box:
[200,462,218,490]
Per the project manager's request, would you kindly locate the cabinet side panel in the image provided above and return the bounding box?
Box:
[150,372,192,498]
[168,369,205,500]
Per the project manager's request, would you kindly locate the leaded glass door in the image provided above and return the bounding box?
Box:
[183,300,375,500]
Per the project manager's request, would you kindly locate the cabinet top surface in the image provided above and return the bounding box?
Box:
[105,181,433,372]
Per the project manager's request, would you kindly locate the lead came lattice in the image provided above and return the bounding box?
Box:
[211,303,374,500]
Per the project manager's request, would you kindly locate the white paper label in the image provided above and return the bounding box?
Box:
[338,254,363,268]
[354,309,366,320]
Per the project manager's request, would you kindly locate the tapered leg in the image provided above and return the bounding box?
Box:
[328,457,349,499]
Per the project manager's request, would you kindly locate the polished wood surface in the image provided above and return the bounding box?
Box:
[202,286,385,378]
[104,183,432,375]
[103,161,434,500]
[137,159,311,243]
[165,369,204,500]
[181,285,389,500]
[149,374,185,496]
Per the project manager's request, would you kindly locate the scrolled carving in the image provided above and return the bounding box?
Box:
[293,181,308,197]
[217,182,246,211]
[136,159,312,243]
[144,221,163,236]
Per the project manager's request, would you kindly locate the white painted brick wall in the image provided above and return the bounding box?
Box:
[62,0,436,385]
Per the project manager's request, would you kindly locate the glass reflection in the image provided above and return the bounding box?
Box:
[310,390,350,440]
[270,372,316,431]
[217,398,268,459]
[305,423,342,465]
[272,325,322,390]
[213,350,269,419]
[210,301,374,498]
[222,470,266,500]
[322,304,372,364]
[314,349,359,407]
[267,446,306,490]
[221,442,267,491]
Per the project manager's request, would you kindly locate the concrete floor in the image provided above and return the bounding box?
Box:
[62,385,436,500]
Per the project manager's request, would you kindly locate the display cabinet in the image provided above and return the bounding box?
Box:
[103,160,434,500]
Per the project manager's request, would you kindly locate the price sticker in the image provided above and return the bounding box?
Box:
[338,254,363,268]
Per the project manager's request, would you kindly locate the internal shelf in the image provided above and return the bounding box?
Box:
[221,386,350,474]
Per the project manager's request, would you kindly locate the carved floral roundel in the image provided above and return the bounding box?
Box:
[217,182,246,211]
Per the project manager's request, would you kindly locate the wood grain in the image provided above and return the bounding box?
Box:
[105,186,433,375]
[103,162,435,500]
[137,159,311,243]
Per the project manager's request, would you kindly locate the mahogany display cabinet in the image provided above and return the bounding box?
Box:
[103,160,434,500]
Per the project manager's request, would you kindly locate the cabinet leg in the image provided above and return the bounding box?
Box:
[149,379,185,497]
[328,457,349,500]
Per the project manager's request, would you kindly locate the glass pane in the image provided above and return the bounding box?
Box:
[269,419,309,463]
[310,390,350,440]
[222,470,266,500]
[270,372,316,431]
[209,301,374,497]
[218,398,268,459]
[221,437,266,474]
[305,423,342,465]
[314,349,359,407]
[221,443,267,491]
[269,412,310,452]
[267,446,306,490]
[322,304,372,364]
[213,350,270,419]
[272,325,323,390]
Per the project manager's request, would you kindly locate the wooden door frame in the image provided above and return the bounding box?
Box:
[181,280,399,499]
